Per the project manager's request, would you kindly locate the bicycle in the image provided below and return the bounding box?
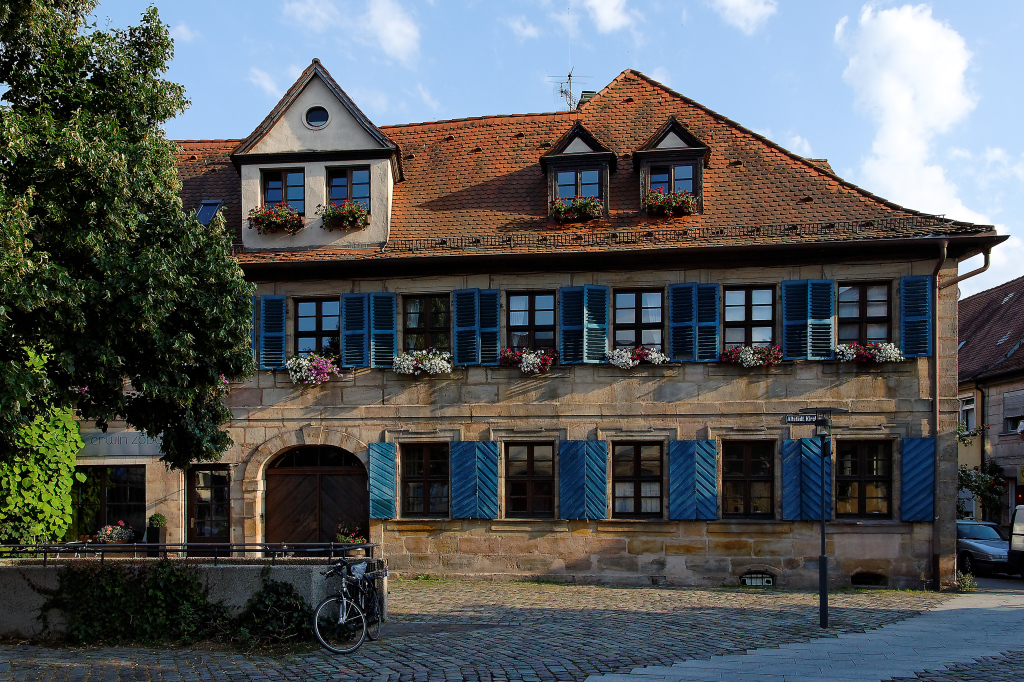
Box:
[314,557,388,653]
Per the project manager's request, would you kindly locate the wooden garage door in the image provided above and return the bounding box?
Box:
[264,446,368,544]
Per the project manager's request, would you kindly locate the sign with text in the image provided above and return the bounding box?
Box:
[78,429,163,459]
[785,414,820,424]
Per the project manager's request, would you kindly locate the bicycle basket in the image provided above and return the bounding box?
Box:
[350,562,367,579]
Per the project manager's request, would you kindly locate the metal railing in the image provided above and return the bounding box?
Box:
[0,542,377,567]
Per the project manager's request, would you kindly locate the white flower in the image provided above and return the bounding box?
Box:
[872,343,904,363]
[606,348,639,369]
[834,344,857,362]
[392,349,453,375]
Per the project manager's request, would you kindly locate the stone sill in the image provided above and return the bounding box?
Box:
[596,366,681,379]
[821,362,915,376]
[707,364,794,377]
[486,368,571,380]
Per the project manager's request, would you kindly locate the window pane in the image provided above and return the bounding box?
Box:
[723,482,744,515]
[535,331,555,346]
[298,317,316,331]
[298,301,316,316]
[750,289,772,305]
[641,329,662,347]
[725,290,745,306]
[510,331,529,348]
[535,311,554,326]
[650,167,669,193]
[615,330,635,346]
[838,302,859,318]
[749,483,772,514]
[751,305,773,321]
[322,301,339,317]
[580,170,599,185]
[866,285,887,301]
[866,302,888,317]
[352,169,369,184]
[510,311,529,326]
[751,327,773,344]
[724,328,745,344]
[838,323,860,342]
[510,296,529,312]
[838,286,859,302]
[297,337,316,354]
[536,295,554,310]
[322,316,339,332]
[866,324,888,341]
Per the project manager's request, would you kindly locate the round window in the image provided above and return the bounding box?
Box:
[305,106,329,128]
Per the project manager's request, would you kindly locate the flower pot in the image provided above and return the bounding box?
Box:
[146,526,167,557]
[327,214,369,231]
[344,547,366,558]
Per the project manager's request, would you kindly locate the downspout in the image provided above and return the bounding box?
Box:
[929,240,947,590]
[927,245,991,588]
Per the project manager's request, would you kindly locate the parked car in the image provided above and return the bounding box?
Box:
[957,520,1010,575]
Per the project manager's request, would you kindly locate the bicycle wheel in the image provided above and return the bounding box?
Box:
[313,596,366,654]
[364,584,382,641]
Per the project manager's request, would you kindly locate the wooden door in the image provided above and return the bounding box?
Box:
[265,473,318,543]
[188,467,231,545]
[320,472,369,542]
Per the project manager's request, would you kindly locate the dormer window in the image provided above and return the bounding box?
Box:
[634,117,709,216]
[541,121,616,221]
[557,169,601,202]
[263,170,305,214]
[328,167,370,210]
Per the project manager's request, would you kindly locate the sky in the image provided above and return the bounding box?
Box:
[94,0,1024,297]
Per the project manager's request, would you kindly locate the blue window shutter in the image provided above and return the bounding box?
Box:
[558,440,608,519]
[782,280,809,360]
[559,287,584,364]
[259,295,286,370]
[799,437,831,521]
[807,280,835,360]
[341,293,369,368]
[901,276,933,357]
[250,295,259,362]
[450,441,500,519]
[453,289,480,365]
[479,290,501,365]
[369,292,397,368]
[583,285,609,363]
[584,440,609,519]
[668,440,717,520]
[781,439,802,521]
[450,441,477,518]
[476,441,500,518]
[368,442,396,519]
[696,284,719,361]
[668,283,697,361]
[901,437,935,522]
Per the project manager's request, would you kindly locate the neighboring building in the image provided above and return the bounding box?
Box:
[72,62,1004,589]
[958,275,1024,521]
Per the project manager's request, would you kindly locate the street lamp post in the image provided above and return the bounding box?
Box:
[799,406,848,629]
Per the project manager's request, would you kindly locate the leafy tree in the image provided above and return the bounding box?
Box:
[957,461,1004,521]
[0,0,254,487]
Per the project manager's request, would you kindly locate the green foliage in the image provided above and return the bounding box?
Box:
[0,0,255,470]
[957,460,1004,520]
[955,570,977,592]
[37,560,314,647]
[0,405,82,542]
[232,567,313,646]
[38,560,228,644]
[147,513,167,528]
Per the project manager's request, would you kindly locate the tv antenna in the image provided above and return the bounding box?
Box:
[548,67,591,111]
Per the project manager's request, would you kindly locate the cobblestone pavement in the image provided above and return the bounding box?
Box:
[0,580,952,681]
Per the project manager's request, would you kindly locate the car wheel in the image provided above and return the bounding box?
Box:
[958,552,974,575]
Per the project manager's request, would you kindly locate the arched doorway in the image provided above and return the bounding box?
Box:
[264,446,368,543]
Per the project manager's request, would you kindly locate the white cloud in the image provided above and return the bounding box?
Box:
[169,23,198,42]
[786,134,813,157]
[550,7,580,38]
[709,0,777,35]
[835,4,985,223]
[282,0,340,31]
[349,88,389,115]
[366,0,420,66]
[417,84,440,111]
[582,0,635,33]
[247,68,281,98]
[505,16,539,40]
[646,67,672,87]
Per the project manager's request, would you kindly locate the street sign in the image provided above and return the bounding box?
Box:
[786,414,819,424]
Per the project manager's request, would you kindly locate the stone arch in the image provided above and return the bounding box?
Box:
[236,426,369,544]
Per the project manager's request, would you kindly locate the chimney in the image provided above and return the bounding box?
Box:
[577,91,597,109]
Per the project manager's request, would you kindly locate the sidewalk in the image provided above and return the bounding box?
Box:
[586,578,1024,682]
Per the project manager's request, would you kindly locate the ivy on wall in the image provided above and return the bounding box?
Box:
[0,406,83,543]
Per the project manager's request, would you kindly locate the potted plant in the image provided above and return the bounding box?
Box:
[550,196,603,223]
[336,522,368,557]
[719,345,783,368]
[146,513,167,556]
[96,520,134,544]
[392,349,454,375]
[833,342,905,363]
[286,353,342,385]
[499,348,558,374]
[246,202,304,235]
[316,200,369,231]
[605,346,671,369]
[643,187,699,217]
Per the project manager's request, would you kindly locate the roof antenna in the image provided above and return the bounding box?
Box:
[546,2,590,111]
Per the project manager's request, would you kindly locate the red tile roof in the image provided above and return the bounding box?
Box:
[959,274,1024,383]
[174,69,996,266]
[175,139,243,245]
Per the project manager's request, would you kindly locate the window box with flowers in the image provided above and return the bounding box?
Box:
[643,188,699,217]
[719,345,783,368]
[316,200,369,232]
[499,348,558,374]
[96,520,135,544]
[392,349,454,376]
[550,196,603,223]
[247,202,304,235]
[286,353,343,385]
[833,342,905,364]
[606,346,671,369]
